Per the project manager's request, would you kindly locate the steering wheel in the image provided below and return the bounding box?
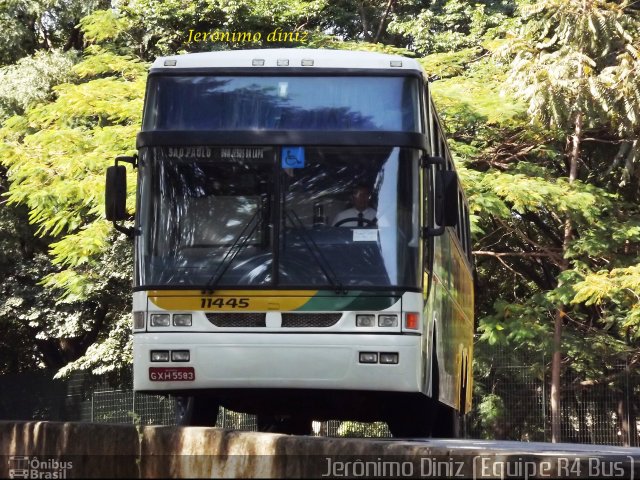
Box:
[334,217,377,227]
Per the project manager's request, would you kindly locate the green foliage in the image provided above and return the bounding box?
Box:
[428,56,527,136]
[0,50,78,122]
[420,47,483,79]
[571,265,640,338]
[108,0,327,58]
[336,420,388,438]
[80,9,132,44]
[388,0,517,55]
[0,41,144,374]
[478,297,553,349]
[0,0,107,65]
[477,394,506,432]
[307,34,415,56]
[439,2,640,439]
[0,51,144,245]
[499,0,640,134]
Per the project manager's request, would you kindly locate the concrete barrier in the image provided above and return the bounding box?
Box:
[2,421,640,478]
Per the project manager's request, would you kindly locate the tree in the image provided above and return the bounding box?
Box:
[0,13,145,375]
[0,0,109,65]
[494,0,640,441]
[387,0,517,55]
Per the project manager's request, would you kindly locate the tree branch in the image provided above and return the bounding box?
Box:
[373,0,396,44]
[473,250,561,258]
[357,1,372,40]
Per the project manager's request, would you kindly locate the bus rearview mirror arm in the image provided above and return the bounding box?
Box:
[105,155,137,238]
[421,155,459,238]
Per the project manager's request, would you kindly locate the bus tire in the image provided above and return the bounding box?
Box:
[431,402,460,438]
[431,360,465,438]
[175,395,219,427]
[386,396,434,438]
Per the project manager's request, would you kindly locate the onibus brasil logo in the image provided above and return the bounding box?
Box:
[8,456,72,479]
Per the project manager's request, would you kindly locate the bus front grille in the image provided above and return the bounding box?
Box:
[206,313,266,328]
[281,313,342,328]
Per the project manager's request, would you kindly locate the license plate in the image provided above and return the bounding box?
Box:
[149,367,195,382]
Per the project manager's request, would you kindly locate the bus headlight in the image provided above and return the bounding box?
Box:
[150,314,170,327]
[356,314,376,327]
[378,314,398,327]
[173,314,192,326]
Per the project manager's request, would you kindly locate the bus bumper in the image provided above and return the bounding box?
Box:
[133,332,422,393]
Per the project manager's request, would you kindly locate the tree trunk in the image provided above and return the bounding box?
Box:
[551,307,564,442]
[551,99,583,441]
[372,0,396,44]
[619,365,637,446]
[357,1,372,41]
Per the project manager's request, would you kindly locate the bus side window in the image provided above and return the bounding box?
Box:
[429,100,438,155]
[459,192,469,256]
[465,204,472,262]
[455,191,462,242]
[430,116,438,156]
[423,86,430,138]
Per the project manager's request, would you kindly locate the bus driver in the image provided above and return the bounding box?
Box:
[332,184,377,227]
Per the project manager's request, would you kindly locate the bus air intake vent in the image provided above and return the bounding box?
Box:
[206,313,266,328]
[281,313,342,328]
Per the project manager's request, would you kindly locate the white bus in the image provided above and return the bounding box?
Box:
[106,48,474,437]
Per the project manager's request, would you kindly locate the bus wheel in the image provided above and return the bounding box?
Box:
[431,402,460,438]
[386,397,434,438]
[175,395,219,426]
[256,414,313,435]
[431,362,465,438]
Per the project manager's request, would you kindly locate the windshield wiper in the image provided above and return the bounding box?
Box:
[285,209,345,294]
[203,210,260,294]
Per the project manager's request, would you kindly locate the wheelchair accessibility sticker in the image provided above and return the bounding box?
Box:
[281,146,305,168]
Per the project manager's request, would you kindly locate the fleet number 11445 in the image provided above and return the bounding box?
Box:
[200,297,250,309]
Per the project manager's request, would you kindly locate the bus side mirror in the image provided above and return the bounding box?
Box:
[105,165,127,221]
[106,155,137,237]
[435,170,459,228]
[423,155,459,237]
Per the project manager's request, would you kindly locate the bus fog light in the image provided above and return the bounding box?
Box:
[378,314,398,327]
[356,314,376,327]
[151,350,170,362]
[359,352,378,364]
[380,353,399,364]
[173,314,192,326]
[133,312,145,329]
[150,314,170,327]
[171,350,190,362]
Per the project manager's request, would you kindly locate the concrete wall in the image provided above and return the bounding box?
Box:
[3,421,640,478]
[2,421,485,478]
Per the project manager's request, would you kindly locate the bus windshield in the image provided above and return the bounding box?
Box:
[142,76,421,132]
[136,146,421,289]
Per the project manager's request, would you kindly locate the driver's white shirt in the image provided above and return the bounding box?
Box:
[332,207,377,227]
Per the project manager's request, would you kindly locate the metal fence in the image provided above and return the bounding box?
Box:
[89,389,391,438]
[1,357,638,445]
[466,353,640,446]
